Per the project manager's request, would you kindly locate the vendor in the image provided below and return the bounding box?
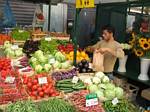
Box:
[86,25,124,80]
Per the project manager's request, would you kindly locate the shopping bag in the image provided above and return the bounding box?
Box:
[93,51,104,72]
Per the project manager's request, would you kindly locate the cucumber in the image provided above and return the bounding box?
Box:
[63,89,74,93]
[56,83,73,88]
[57,79,72,83]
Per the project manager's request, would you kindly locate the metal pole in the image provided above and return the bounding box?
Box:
[73,9,81,66]
[48,0,51,31]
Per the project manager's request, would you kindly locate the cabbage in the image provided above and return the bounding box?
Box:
[115,87,124,99]
[61,61,71,69]
[92,77,101,84]
[95,90,104,101]
[88,84,99,93]
[98,84,107,89]
[104,90,116,100]
[30,57,37,63]
[35,65,43,73]
[44,64,52,72]
[15,49,23,57]
[102,76,110,83]
[5,48,15,58]
[95,72,105,80]
[105,83,115,90]
[53,61,62,69]
[38,56,47,63]
[55,52,66,62]
[34,50,44,58]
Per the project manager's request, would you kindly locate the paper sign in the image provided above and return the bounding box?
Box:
[5,77,15,83]
[45,37,52,41]
[11,45,19,50]
[112,98,119,105]
[72,76,79,83]
[18,30,24,33]
[38,77,48,84]
[49,58,55,64]
[84,0,95,8]
[86,93,98,107]
[76,0,95,8]
[76,0,84,8]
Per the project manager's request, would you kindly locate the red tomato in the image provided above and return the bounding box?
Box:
[31,96,37,100]
[37,87,42,92]
[44,95,49,98]
[31,91,37,96]
[44,89,49,94]
[42,85,47,91]
[22,75,27,79]
[23,79,28,84]
[39,91,44,97]
[28,78,32,82]
[49,89,54,94]
[32,85,38,91]
[37,96,41,100]
[27,82,32,88]
[33,79,38,85]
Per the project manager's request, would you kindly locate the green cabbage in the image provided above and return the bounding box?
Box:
[44,64,52,72]
[34,50,44,58]
[92,77,101,84]
[102,76,110,83]
[61,61,71,69]
[104,89,116,100]
[55,52,66,62]
[15,49,23,57]
[115,87,124,99]
[4,41,11,48]
[88,84,99,93]
[35,65,43,73]
[95,90,104,99]
[53,61,62,69]
[105,83,115,90]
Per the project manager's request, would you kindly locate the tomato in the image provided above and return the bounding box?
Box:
[44,95,49,98]
[31,96,37,100]
[31,91,37,96]
[32,85,38,91]
[27,82,32,88]
[33,79,38,85]
[23,79,28,84]
[42,85,47,91]
[49,89,54,94]
[51,93,57,97]
[44,89,49,94]
[37,96,41,100]
[37,87,42,92]
[22,75,27,79]
[39,91,44,97]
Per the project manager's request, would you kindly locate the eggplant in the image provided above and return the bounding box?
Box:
[78,62,83,68]
[84,63,89,69]
[81,68,87,73]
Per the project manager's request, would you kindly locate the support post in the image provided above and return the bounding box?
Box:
[48,0,51,31]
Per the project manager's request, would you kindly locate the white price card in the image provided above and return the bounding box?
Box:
[45,37,52,41]
[11,45,19,50]
[72,76,79,84]
[5,77,15,83]
[112,98,119,105]
[18,30,24,33]
[86,98,98,107]
[49,58,55,64]
[38,77,48,85]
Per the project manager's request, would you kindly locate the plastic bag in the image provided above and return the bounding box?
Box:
[2,0,16,27]
[93,51,104,72]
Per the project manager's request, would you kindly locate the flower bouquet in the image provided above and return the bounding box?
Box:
[120,43,132,55]
[129,33,150,58]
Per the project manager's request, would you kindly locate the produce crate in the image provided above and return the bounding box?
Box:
[113,76,127,88]
[13,40,25,46]
[51,37,70,41]
[32,34,47,39]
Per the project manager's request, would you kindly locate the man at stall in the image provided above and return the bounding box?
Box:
[86,25,124,80]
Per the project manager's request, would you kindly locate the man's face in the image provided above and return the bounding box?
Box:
[102,30,112,41]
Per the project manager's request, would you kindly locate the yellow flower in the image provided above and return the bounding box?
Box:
[134,49,144,57]
[148,38,150,43]
[139,38,147,44]
[140,41,150,50]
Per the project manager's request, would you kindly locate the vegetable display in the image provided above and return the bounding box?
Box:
[6,100,39,112]
[3,41,24,58]
[52,68,77,81]
[0,34,12,45]
[22,73,59,100]
[76,59,93,73]
[11,29,30,40]
[56,79,86,93]
[23,40,40,57]
[39,98,76,112]
[69,90,105,112]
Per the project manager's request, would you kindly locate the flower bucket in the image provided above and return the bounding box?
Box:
[117,55,128,73]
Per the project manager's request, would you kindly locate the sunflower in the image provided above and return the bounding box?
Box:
[148,38,150,43]
[139,38,147,44]
[140,41,150,50]
[134,49,144,57]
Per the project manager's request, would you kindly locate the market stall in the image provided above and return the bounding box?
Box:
[0,0,149,112]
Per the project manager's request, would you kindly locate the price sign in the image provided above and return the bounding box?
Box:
[76,0,95,8]
[38,77,48,85]
[49,58,55,64]
[45,37,52,41]
[5,77,15,83]
[11,45,19,50]
[72,76,79,83]
[18,30,24,33]
[112,98,119,105]
[86,93,98,107]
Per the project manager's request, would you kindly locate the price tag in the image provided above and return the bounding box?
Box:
[11,45,19,50]
[18,30,24,33]
[76,0,95,8]
[86,93,98,107]
[112,98,119,105]
[45,37,52,41]
[72,76,79,83]
[38,77,48,85]
[49,58,55,64]
[5,77,15,83]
